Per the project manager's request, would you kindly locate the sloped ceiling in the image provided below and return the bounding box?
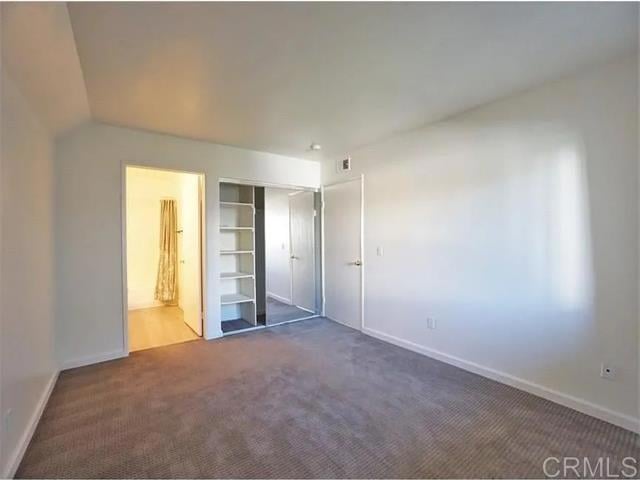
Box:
[1,2,91,135]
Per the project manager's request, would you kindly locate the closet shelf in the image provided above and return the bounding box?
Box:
[221,293,255,305]
[220,226,254,231]
[220,272,254,279]
[220,201,254,208]
[220,249,254,255]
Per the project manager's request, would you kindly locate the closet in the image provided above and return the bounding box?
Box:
[219,181,321,334]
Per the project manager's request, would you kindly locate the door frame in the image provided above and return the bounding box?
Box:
[321,175,365,331]
[121,164,207,354]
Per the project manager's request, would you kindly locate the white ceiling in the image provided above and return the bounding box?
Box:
[67,2,638,160]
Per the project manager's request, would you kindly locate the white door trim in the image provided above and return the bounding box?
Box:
[120,162,129,354]
[321,175,364,331]
[219,177,319,193]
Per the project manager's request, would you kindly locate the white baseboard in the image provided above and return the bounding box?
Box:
[61,349,127,371]
[272,314,319,326]
[362,327,639,434]
[296,305,315,314]
[204,329,224,341]
[3,370,59,479]
[267,292,292,305]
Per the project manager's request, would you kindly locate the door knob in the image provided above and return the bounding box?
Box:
[291,255,299,260]
[353,259,362,266]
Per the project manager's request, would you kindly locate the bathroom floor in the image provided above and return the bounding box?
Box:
[128,306,199,351]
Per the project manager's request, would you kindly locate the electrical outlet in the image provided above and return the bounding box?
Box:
[4,408,12,433]
[426,318,436,329]
[600,363,616,380]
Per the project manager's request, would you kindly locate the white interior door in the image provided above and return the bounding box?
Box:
[323,178,362,330]
[178,175,203,336]
[289,191,316,312]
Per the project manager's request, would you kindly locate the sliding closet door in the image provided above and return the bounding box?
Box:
[289,191,316,312]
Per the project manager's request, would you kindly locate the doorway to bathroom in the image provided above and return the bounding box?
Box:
[125,166,205,351]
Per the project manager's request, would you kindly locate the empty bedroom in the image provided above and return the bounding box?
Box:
[1,1,638,479]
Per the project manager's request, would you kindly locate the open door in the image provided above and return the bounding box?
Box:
[289,191,316,312]
[178,175,203,336]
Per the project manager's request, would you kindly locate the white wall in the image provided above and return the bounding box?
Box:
[0,71,58,477]
[55,122,320,368]
[0,3,89,475]
[265,188,296,303]
[126,167,198,310]
[322,56,639,430]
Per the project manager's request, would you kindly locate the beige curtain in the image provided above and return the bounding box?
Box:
[155,199,178,304]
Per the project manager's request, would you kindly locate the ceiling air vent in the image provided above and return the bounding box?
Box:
[337,156,351,173]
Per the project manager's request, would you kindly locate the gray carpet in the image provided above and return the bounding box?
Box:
[266,296,312,325]
[17,318,639,479]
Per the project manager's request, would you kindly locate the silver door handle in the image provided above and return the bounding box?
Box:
[291,255,299,260]
[352,259,362,267]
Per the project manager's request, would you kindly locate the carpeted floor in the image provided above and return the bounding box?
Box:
[17,318,639,479]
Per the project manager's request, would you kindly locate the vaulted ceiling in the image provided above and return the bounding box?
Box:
[5,3,639,159]
[1,2,90,135]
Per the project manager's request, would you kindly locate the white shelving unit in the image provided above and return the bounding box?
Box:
[220,183,257,328]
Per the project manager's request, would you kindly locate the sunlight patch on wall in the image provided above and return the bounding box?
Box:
[548,146,593,312]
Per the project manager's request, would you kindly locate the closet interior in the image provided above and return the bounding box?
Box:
[219,181,321,334]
